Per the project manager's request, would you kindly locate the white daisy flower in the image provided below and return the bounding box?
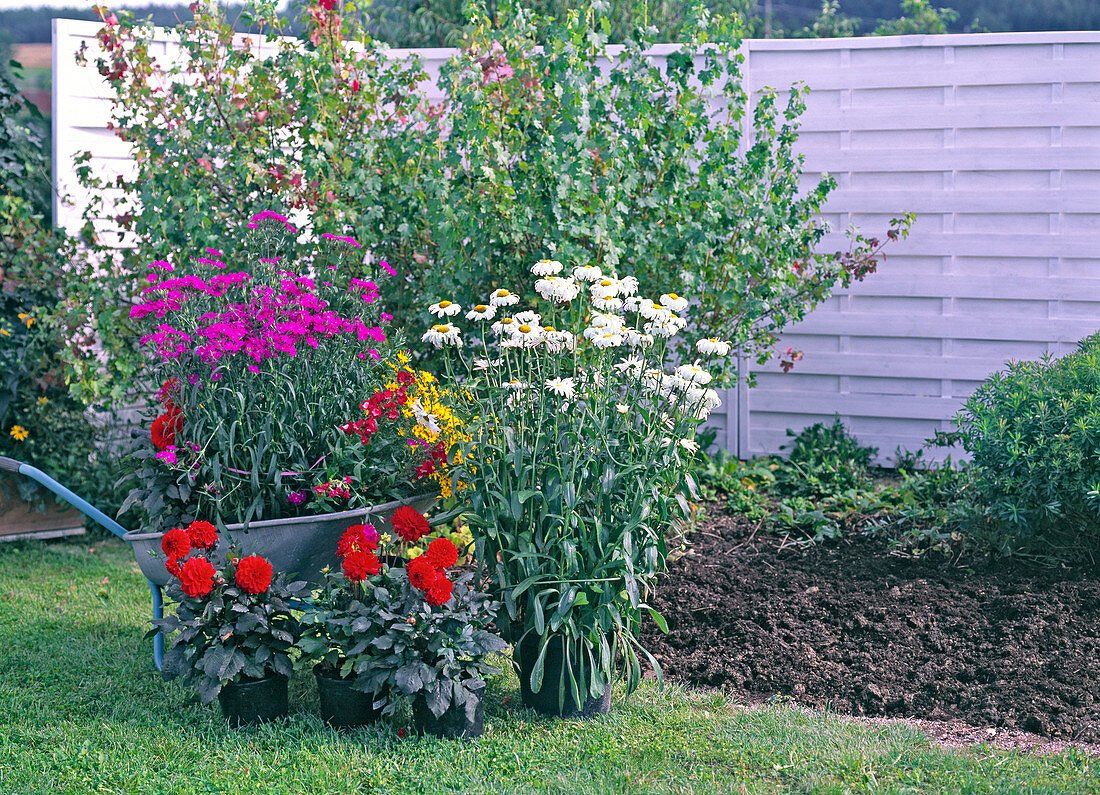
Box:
[662,373,690,395]
[623,296,643,312]
[544,329,577,353]
[659,293,689,313]
[514,310,542,326]
[641,368,665,392]
[429,300,462,317]
[504,379,528,391]
[591,278,619,299]
[592,296,623,312]
[589,312,624,332]
[696,337,730,356]
[613,356,645,376]
[489,289,520,307]
[491,316,519,336]
[466,303,497,321]
[408,399,442,434]
[645,320,679,339]
[678,438,700,453]
[545,377,576,399]
[615,403,629,414]
[675,363,712,385]
[532,259,563,276]
[638,300,663,320]
[473,357,503,370]
[618,275,639,297]
[421,323,463,348]
[683,387,722,420]
[573,265,603,283]
[499,336,523,349]
[511,323,544,347]
[592,332,623,349]
[535,277,580,303]
[623,329,655,349]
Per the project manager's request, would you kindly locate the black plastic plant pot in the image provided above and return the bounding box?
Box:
[315,668,385,729]
[516,635,612,719]
[412,683,486,739]
[218,673,288,726]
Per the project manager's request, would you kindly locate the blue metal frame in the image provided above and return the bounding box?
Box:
[1,456,165,671]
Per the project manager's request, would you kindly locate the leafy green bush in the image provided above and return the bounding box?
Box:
[0,66,113,516]
[71,1,908,401]
[954,334,1100,553]
[774,416,876,500]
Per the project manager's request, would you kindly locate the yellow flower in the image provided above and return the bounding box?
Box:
[17,313,34,327]
[9,425,29,442]
[0,328,10,337]
[36,397,49,406]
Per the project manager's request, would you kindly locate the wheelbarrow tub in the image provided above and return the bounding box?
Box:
[125,494,437,587]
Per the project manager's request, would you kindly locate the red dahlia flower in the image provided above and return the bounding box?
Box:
[179,556,216,598]
[235,555,273,594]
[342,549,381,582]
[425,537,458,571]
[336,523,379,558]
[425,576,454,607]
[406,555,439,591]
[187,520,219,550]
[150,409,183,450]
[161,527,191,559]
[391,505,430,543]
[165,556,182,578]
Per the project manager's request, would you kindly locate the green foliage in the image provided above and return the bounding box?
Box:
[0,67,109,514]
[695,417,975,550]
[153,557,311,703]
[70,1,909,400]
[301,567,506,720]
[953,334,1100,554]
[873,0,959,34]
[793,1,861,37]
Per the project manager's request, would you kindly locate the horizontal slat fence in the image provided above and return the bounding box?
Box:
[53,20,1100,461]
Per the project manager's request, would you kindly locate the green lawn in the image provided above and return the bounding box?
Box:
[0,539,1097,794]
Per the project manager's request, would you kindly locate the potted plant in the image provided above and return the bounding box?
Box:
[150,520,310,725]
[422,260,732,717]
[298,508,501,737]
[120,212,467,584]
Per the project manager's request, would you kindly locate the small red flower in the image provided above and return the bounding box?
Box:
[186,520,219,551]
[414,459,436,480]
[396,370,415,386]
[319,0,335,9]
[150,409,183,450]
[397,728,407,738]
[165,556,182,578]
[406,555,439,591]
[178,556,216,598]
[425,576,454,607]
[160,527,191,559]
[391,506,430,544]
[342,549,381,582]
[337,524,379,558]
[235,555,273,594]
[350,79,360,92]
[425,537,458,571]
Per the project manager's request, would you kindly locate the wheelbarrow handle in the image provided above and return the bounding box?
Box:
[0,456,130,540]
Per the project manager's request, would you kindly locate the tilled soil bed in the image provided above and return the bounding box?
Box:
[643,506,1100,742]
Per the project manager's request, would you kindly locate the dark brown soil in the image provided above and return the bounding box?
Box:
[643,506,1100,742]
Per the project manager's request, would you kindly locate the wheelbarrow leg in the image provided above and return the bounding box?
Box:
[149,579,165,672]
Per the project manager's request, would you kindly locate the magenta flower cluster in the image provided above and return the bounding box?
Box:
[129,218,390,370]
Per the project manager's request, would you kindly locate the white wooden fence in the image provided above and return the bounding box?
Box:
[53,19,1100,461]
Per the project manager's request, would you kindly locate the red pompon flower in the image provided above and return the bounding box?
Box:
[150,409,183,450]
[186,520,219,551]
[178,556,216,598]
[319,0,335,9]
[337,524,379,558]
[414,459,436,480]
[391,506,430,544]
[165,556,182,578]
[425,576,454,607]
[235,555,273,594]
[160,527,191,559]
[396,370,415,387]
[157,377,179,406]
[425,537,458,571]
[406,555,439,591]
[342,549,381,582]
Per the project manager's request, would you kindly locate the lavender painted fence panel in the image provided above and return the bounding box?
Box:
[52,21,1100,461]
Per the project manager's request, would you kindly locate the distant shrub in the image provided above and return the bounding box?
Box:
[775,416,876,500]
[955,334,1100,552]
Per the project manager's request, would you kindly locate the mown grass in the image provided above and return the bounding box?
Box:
[0,538,1097,794]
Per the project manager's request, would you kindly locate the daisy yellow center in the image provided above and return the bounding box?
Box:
[439,300,452,308]
[503,317,514,324]
[668,293,679,300]
[433,324,449,332]
[496,290,509,297]
[600,280,613,287]
[475,304,488,312]
[518,325,532,333]
[543,326,555,332]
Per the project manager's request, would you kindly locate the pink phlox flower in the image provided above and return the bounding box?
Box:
[379,260,396,277]
[205,248,224,257]
[148,260,175,272]
[156,446,179,466]
[260,257,283,264]
[321,233,362,248]
[195,256,228,269]
[248,210,297,233]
